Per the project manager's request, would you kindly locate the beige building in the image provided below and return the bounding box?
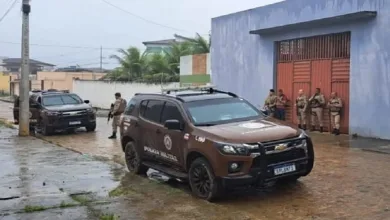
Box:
[10,71,106,96]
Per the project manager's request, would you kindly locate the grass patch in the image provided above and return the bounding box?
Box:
[0,119,14,129]
[70,194,91,205]
[59,201,78,208]
[24,205,47,213]
[108,187,125,197]
[108,185,139,198]
[100,214,118,220]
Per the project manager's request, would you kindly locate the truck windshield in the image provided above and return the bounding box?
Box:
[42,94,83,106]
[184,98,262,126]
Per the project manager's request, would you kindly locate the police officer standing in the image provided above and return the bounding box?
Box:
[264,89,278,117]
[309,88,326,132]
[328,92,343,135]
[275,89,288,120]
[108,92,127,139]
[295,89,308,130]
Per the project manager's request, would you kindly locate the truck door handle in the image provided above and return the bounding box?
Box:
[156,129,161,134]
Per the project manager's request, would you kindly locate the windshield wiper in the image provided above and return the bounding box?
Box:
[195,123,217,127]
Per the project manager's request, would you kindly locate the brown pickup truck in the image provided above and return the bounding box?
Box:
[119,86,315,201]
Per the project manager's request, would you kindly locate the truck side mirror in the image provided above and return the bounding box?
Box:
[164,119,182,130]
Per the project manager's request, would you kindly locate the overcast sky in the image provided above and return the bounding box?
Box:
[0,0,282,69]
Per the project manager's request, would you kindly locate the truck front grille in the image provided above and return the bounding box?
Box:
[251,148,306,167]
[249,137,308,168]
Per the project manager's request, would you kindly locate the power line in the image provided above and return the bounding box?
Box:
[33,48,100,60]
[58,62,113,67]
[0,40,120,50]
[56,57,105,66]
[0,0,18,24]
[101,0,190,33]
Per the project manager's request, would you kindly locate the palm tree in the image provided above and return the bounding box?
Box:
[110,47,148,81]
[164,41,193,74]
[188,33,210,54]
[148,53,170,74]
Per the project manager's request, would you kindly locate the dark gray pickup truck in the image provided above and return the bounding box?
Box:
[13,90,96,135]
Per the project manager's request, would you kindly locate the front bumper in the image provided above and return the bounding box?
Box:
[45,114,96,130]
[220,137,314,189]
[221,159,310,188]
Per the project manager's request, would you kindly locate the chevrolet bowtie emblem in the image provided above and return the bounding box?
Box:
[275,144,287,151]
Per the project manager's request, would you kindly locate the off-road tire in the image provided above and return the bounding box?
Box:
[41,122,53,136]
[124,142,147,175]
[86,124,96,132]
[188,157,223,202]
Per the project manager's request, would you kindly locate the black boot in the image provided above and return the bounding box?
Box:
[302,124,307,130]
[331,128,336,134]
[298,124,302,129]
[335,129,340,136]
[108,132,117,139]
[320,127,323,133]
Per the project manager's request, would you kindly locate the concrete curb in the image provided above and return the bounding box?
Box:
[361,148,390,155]
[0,98,14,103]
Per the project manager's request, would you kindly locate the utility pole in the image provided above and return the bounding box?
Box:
[19,0,31,136]
[95,45,102,80]
[100,46,103,72]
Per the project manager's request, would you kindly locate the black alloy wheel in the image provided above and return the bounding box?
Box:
[189,157,222,201]
[124,142,147,175]
[192,165,212,197]
[40,121,53,136]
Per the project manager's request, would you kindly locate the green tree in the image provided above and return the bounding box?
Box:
[164,41,193,74]
[188,33,210,54]
[109,47,148,81]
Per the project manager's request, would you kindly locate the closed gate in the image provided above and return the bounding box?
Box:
[276,32,350,133]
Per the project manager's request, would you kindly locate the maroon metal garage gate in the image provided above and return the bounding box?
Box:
[276,32,351,133]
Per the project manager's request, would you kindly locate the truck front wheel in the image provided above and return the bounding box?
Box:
[188,157,222,202]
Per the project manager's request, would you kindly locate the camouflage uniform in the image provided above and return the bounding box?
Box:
[275,94,288,120]
[328,97,342,135]
[309,93,326,132]
[296,95,308,130]
[111,98,127,134]
[264,95,278,117]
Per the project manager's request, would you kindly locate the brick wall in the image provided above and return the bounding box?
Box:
[192,54,207,75]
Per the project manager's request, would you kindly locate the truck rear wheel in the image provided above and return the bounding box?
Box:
[124,142,147,175]
[188,157,222,202]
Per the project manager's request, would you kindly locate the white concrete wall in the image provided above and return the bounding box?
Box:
[73,80,179,109]
[206,53,211,76]
[179,55,193,76]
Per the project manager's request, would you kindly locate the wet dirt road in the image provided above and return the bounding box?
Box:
[1,101,390,219]
[0,126,140,220]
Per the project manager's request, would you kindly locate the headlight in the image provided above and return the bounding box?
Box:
[86,108,94,113]
[298,130,308,151]
[299,129,308,138]
[215,142,258,156]
[45,111,60,116]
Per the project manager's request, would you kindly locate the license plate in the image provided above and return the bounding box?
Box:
[69,121,81,125]
[274,164,296,175]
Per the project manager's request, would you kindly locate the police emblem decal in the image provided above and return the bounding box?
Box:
[164,135,172,150]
